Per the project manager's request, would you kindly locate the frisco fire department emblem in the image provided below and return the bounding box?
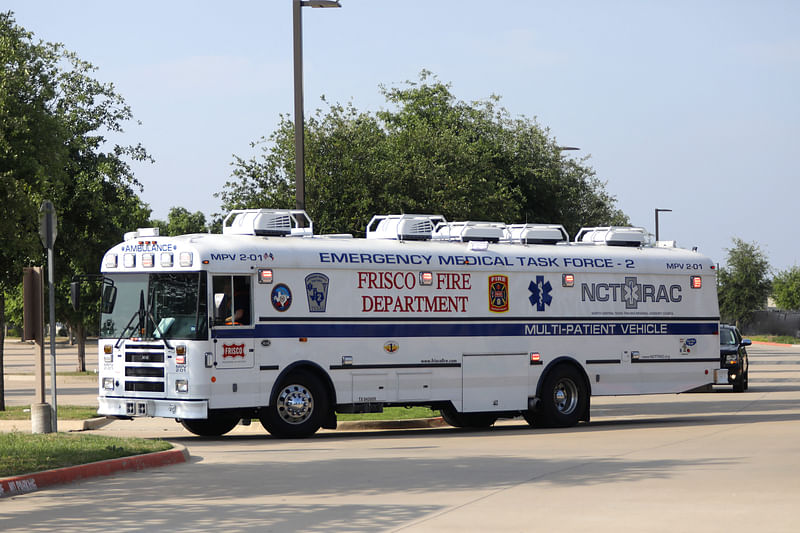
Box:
[488,275,509,313]
[222,344,245,358]
[271,284,292,312]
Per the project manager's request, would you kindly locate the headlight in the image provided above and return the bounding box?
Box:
[726,354,738,364]
[103,377,114,390]
[176,380,189,393]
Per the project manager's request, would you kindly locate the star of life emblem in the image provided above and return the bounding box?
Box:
[528,275,553,312]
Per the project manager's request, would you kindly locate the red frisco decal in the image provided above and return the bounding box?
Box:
[222,344,245,358]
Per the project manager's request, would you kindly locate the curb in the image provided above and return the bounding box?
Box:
[81,416,114,431]
[0,443,189,498]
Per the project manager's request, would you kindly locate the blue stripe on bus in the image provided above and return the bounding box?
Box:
[212,321,718,339]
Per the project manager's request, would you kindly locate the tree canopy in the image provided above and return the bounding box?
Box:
[771,266,800,311]
[151,207,209,236]
[717,238,772,328]
[217,71,628,236]
[1,12,151,383]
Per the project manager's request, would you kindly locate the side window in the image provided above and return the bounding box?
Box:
[212,275,252,326]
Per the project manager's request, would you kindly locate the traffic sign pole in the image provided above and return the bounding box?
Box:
[40,201,58,432]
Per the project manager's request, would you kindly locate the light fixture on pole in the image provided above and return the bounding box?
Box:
[293,0,341,216]
[654,208,672,242]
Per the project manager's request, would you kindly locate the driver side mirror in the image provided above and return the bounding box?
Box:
[101,284,117,314]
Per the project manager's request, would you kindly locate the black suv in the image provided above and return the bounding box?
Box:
[719,324,750,392]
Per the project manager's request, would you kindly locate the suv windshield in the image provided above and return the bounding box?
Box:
[719,327,738,346]
[100,272,208,341]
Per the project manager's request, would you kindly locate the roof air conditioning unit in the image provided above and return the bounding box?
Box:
[366,214,446,240]
[222,209,313,237]
[575,226,649,247]
[505,224,569,245]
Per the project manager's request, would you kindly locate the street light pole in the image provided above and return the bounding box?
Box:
[654,208,672,241]
[293,0,341,215]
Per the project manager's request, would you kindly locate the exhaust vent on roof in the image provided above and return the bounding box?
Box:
[504,224,569,245]
[575,226,650,247]
[222,209,313,237]
[366,214,446,240]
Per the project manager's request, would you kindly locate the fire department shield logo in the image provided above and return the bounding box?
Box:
[305,273,329,312]
[489,275,509,313]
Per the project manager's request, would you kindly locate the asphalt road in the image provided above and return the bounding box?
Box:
[1,343,799,532]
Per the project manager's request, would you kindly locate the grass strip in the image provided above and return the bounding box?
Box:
[0,433,172,478]
[0,405,99,421]
[337,406,439,421]
[749,334,800,345]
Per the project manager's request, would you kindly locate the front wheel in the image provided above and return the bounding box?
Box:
[538,365,588,428]
[260,370,328,438]
[180,412,240,437]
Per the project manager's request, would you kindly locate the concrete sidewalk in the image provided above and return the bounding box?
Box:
[0,416,446,498]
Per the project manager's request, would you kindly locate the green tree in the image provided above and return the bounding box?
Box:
[772,266,800,310]
[217,72,628,236]
[151,207,209,236]
[1,12,151,389]
[717,238,771,329]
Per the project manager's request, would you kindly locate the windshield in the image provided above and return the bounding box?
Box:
[719,328,738,346]
[100,272,208,341]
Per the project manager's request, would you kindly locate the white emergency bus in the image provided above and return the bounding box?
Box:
[94,209,722,437]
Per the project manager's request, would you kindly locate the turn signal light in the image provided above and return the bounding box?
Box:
[690,276,702,289]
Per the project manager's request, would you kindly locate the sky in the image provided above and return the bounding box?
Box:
[5,0,799,272]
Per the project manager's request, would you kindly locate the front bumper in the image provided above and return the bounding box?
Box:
[98,396,208,419]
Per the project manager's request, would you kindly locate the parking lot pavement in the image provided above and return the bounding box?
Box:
[1,343,799,531]
[0,342,797,532]
[1,339,99,408]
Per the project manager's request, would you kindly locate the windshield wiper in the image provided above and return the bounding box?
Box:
[145,285,172,349]
[114,291,146,349]
[114,289,172,349]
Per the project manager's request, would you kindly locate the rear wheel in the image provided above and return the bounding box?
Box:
[538,365,588,428]
[440,405,497,428]
[180,413,240,437]
[260,370,328,438]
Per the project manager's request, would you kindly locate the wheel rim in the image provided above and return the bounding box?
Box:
[276,383,314,425]
[552,377,579,415]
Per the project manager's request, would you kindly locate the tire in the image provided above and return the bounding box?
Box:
[440,405,497,428]
[180,413,240,437]
[733,366,749,392]
[260,370,328,438]
[538,365,588,428]
[744,369,749,391]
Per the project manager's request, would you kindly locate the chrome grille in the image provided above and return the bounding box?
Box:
[123,342,166,395]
